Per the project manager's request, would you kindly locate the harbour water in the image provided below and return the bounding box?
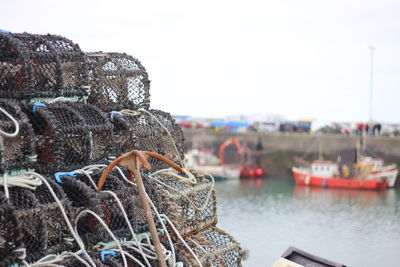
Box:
[214,177,400,267]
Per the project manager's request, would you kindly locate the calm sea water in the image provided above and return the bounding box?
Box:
[214,177,400,267]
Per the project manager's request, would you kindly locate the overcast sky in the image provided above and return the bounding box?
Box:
[3,0,400,123]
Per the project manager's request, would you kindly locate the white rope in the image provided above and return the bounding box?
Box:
[0,173,43,192]
[139,108,184,167]
[24,172,96,267]
[75,165,166,267]
[47,97,72,103]
[102,190,152,267]
[146,193,178,266]
[30,250,92,267]
[90,164,180,267]
[75,210,128,267]
[0,106,20,137]
[120,109,141,116]
[151,168,197,184]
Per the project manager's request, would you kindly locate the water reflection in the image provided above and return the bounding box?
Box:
[214,178,400,267]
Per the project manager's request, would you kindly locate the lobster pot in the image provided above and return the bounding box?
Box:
[1,177,73,263]
[26,102,106,173]
[110,109,185,170]
[0,192,23,266]
[146,169,217,237]
[87,52,150,111]
[32,178,75,256]
[176,227,243,267]
[0,100,36,174]
[58,170,137,246]
[68,102,114,163]
[2,187,47,263]
[0,32,88,99]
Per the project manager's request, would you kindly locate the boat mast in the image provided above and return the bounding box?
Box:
[364,45,375,151]
[318,139,323,161]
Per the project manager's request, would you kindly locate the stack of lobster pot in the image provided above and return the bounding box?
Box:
[86,52,185,170]
[0,31,245,266]
[0,32,101,264]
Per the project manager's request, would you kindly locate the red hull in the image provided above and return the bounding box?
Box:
[292,168,387,190]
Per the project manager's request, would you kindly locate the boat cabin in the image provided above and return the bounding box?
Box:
[359,156,383,171]
[311,161,339,178]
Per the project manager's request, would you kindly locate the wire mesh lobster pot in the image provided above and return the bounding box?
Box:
[57,170,137,246]
[175,227,243,267]
[0,32,88,99]
[68,102,114,163]
[110,109,185,170]
[0,191,23,266]
[23,101,113,173]
[0,100,36,175]
[86,52,150,111]
[1,177,73,263]
[146,169,217,237]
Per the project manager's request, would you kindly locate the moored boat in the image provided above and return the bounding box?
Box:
[292,160,388,190]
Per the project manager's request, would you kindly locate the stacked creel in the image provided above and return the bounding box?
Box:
[0,32,88,100]
[0,100,36,175]
[86,52,150,112]
[86,52,185,169]
[146,169,218,237]
[0,31,243,266]
[56,169,138,246]
[109,109,185,169]
[22,101,114,174]
[0,176,74,263]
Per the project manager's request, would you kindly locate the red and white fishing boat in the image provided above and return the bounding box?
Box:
[292,160,388,190]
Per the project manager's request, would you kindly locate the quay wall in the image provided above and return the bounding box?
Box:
[182,129,400,176]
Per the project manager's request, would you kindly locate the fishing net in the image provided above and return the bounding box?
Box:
[110,109,185,170]
[176,227,243,267]
[0,100,36,175]
[0,191,23,266]
[23,101,113,174]
[146,169,217,237]
[57,169,137,246]
[0,32,88,100]
[1,176,72,263]
[87,52,150,112]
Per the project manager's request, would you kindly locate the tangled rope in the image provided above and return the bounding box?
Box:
[0,173,42,199]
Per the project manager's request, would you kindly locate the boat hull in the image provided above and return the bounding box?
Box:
[292,167,387,190]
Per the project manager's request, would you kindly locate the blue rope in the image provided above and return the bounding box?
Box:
[100,250,117,263]
[54,172,76,184]
[32,102,46,114]
[109,111,122,122]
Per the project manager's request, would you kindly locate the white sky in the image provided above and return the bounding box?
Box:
[3,0,400,122]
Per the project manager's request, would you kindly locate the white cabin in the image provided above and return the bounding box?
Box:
[311,161,339,178]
